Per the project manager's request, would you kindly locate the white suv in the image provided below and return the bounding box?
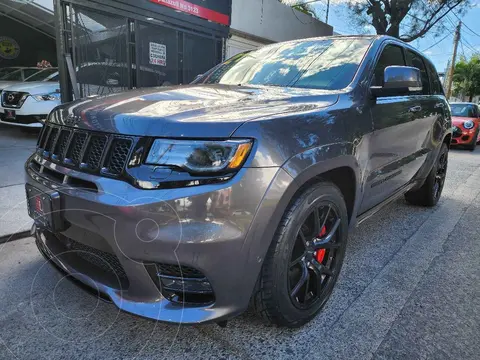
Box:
[0,68,60,128]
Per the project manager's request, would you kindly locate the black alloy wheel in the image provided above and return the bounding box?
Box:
[405,143,449,207]
[433,149,448,202]
[251,182,348,327]
[288,203,342,309]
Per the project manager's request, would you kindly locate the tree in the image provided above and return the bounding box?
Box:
[348,0,470,42]
[293,4,317,18]
[452,55,480,102]
[280,1,319,19]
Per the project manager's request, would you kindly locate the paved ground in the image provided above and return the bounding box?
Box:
[0,139,478,359]
[0,124,38,237]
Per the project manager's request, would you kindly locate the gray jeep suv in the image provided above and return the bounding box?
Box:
[26,35,451,327]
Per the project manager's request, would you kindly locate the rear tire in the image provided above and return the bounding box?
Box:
[251,181,349,327]
[405,143,448,207]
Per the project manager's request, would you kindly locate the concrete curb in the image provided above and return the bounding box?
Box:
[0,230,31,244]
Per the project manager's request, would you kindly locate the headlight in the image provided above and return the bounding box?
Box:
[33,92,61,101]
[464,120,475,129]
[146,139,252,174]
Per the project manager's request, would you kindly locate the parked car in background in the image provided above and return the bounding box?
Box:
[26,35,451,328]
[449,102,480,150]
[0,68,59,128]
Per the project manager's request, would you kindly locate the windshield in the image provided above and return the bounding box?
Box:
[194,38,373,90]
[0,67,19,79]
[450,104,477,117]
[25,68,58,82]
[1,68,40,81]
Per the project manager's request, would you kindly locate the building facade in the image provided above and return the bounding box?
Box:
[55,0,231,101]
[227,0,333,58]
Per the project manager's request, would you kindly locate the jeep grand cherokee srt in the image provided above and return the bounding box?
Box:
[25,36,451,328]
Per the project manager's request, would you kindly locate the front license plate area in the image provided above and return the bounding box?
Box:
[26,184,64,231]
[4,110,16,120]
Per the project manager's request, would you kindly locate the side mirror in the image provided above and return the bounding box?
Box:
[371,66,422,98]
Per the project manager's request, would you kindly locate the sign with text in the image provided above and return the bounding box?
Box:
[149,0,230,26]
[149,42,166,66]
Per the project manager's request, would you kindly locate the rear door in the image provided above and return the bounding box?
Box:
[360,43,422,213]
[403,49,437,173]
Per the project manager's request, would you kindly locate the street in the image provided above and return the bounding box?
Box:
[0,129,479,359]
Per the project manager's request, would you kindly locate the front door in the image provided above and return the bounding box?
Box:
[360,44,424,213]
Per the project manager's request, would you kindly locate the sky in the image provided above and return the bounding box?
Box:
[307,0,480,73]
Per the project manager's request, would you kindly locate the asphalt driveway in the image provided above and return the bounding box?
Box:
[0,143,478,359]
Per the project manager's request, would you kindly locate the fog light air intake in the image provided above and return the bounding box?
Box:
[145,263,215,305]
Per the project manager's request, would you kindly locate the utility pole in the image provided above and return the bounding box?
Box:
[443,59,451,89]
[326,0,330,24]
[446,21,461,100]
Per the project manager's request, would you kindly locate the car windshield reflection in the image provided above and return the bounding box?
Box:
[194,38,373,90]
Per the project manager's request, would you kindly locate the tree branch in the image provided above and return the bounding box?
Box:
[401,1,463,42]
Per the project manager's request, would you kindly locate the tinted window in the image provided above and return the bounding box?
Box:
[450,104,477,117]
[195,38,373,90]
[405,50,429,94]
[373,45,405,86]
[0,67,19,79]
[2,69,25,81]
[425,61,444,95]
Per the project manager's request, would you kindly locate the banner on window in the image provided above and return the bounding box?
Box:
[149,42,167,66]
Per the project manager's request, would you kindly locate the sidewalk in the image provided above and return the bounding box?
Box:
[0,125,38,238]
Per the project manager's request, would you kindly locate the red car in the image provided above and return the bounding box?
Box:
[450,102,480,150]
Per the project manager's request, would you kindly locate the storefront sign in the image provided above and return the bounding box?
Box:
[0,36,20,59]
[149,42,167,66]
[149,0,230,26]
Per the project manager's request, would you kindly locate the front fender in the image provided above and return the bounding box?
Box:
[282,142,363,228]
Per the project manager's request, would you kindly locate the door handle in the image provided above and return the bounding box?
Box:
[434,103,445,109]
[409,105,422,113]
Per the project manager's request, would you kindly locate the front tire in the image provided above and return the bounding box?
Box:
[251,182,349,327]
[405,143,448,207]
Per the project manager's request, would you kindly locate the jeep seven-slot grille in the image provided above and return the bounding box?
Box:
[37,124,133,176]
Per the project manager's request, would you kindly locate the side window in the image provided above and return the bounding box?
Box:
[373,45,405,86]
[405,50,430,95]
[425,61,444,95]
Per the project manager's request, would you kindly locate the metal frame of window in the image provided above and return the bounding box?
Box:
[54,0,228,102]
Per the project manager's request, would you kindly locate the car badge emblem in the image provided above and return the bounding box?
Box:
[35,196,43,213]
[7,93,15,102]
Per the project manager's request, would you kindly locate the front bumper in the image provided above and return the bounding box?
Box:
[451,127,478,145]
[26,156,294,324]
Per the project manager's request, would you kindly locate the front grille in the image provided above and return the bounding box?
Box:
[37,123,134,177]
[2,91,28,108]
[104,138,132,175]
[83,135,108,170]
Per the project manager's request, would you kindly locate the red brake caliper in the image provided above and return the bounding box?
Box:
[316,225,327,263]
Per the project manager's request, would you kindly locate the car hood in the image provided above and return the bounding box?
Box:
[2,81,60,95]
[0,81,22,90]
[49,84,339,137]
[452,116,478,127]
